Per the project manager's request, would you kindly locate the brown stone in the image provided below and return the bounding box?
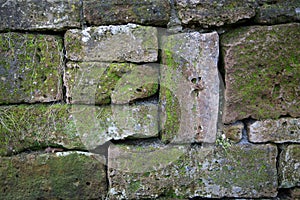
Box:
[159,31,219,144]
[223,122,244,143]
[221,23,300,123]
[83,0,171,26]
[248,118,300,143]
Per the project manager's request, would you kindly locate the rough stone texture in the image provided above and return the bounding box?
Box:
[0,33,63,104]
[83,0,171,26]
[0,0,81,31]
[248,118,300,143]
[279,145,300,188]
[0,104,83,156]
[222,23,300,123]
[160,31,219,144]
[65,62,159,105]
[290,187,300,199]
[108,143,278,199]
[0,103,158,155]
[255,0,300,24]
[175,0,256,27]
[223,122,244,143]
[0,151,107,199]
[71,104,158,149]
[65,24,158,62]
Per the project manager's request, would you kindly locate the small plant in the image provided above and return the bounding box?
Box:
[216,133,231,151]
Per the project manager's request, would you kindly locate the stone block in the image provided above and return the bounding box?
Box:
[255,0,300,24]
[223,122,244,143]
[221,23,300,123]
[159,31,219,144]
[0,33,63,104]
[279,145,300,188]
[175,0,256,27]
[0,0,81,31]
[248,118,300,143]
[0,103,158,155]
[108,143,278,199]
[83,0,171,26]
[65,24,158,62]
[0,151,107,199]
[64,62,159,105]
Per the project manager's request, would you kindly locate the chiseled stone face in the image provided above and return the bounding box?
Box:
[279,145,300,188]
[221,23,300,123]
[248,118,300,143]
[0,104,158,156]
[160,31,219,144]
[65,24,158,63]
[255,0,300,24]
[0,152,107,199]
[0,33,63,104]
[0,0,81,31]
[108,143,278,199]
[83,0,171,26]
[64,62,159,105]
[175,0,256,27]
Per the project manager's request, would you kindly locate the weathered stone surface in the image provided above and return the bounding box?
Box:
[223,122,244,143]
[248,118,300,143]
[64,62,159,105]
[0,151,107,199]
[83,0,171,26]
[290,187,300,199]
[255,0,300,24]
[0,0,81,31]
[73,104,158,149]
[222,23,300,123]
[279,145,300,188]
[108,143,278,199]
[175,0,256,27]
[160,31,219,144]
[0,104,83,156]
[0,103,158,155]
[0,33,63,104]
[65,24,158,62]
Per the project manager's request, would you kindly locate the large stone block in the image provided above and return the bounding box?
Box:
[175,0,256,27]
[65,24,158,62]
[279,145,300,188]
[83,0,171,26]
[0,103,158,155]
[248,118,300,143]
[159,31,219,144]
[64,62,159,105]
[0,33,63,104]
[255,0,300,24]
[0,0,81,31]
[221,23,300,123]
[0,151,107,199]
[108,143,278,199]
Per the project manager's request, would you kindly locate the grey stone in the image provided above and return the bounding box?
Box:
[221,23,300,123]
[223,122,244,143]
[0,151,107,199]
[255,0,300,24]
[0,103,158,155]
[0,0,81,31]
[0,33,63,104]
[108,143,278,199]
[83,0,171,26]
[64,62,159,105]
[279,145,300,188]
[159,31,219,144]
[175,0,256,27]
[65,24,158,62]
[248,118,300,143]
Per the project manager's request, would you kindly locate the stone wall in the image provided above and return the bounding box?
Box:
[0,0,299,199]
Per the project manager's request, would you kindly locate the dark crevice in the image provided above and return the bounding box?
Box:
[0,101,66,107]
[276,144,284,189]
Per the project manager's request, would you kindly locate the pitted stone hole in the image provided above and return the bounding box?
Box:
[136,88,142,92]
[86,181,91,186]
[282,121,287,126]
[290,131,295,135]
